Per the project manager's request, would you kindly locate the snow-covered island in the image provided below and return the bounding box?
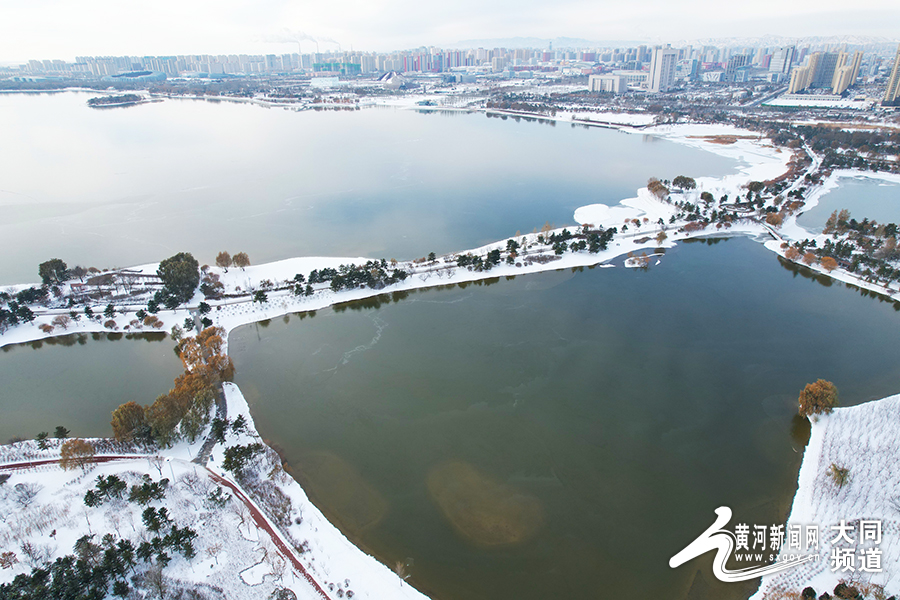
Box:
[2,120,900,599]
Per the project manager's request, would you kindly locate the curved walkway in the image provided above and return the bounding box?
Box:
[0,454,330,600]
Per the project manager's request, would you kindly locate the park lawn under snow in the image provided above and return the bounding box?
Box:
[0,455,322,599]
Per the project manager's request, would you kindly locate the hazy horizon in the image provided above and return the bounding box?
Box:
[2,0,900,64]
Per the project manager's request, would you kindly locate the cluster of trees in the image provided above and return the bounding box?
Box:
[110,326,233,447]
[456,249,503,271]
[81,472,183,510]
[798,379,838,418]
[0,466,202,600]
[306,262,411,292]
[0,284,56,330]
[214,251,250,272]
[484,98,558,117]
[83,474,128,507]
[797,126,900,174]
[0,298,36,333]
[785,209,900,287]
[0,535,138,600]
[33,426,71,449]
[136,509,197,565]
[86,94,142,106]
[200,269,225,300]
[651,173,791,233]
[222,443,264,478]
[0,281,130,334]
[453,226,618,272]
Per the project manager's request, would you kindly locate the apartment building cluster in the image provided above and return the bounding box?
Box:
[16,41,899,103]
[787,50,864,95]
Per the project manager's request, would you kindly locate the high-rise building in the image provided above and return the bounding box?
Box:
[811,52,841,88]
[769,46,796,75]
[788,52,823,93]
[885,44,900,105]
[589,74,627,94]
[831,51,863,95]
[725,54,750,82]
[647,45,678,92]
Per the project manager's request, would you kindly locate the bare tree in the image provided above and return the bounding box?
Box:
[19,541,54,568]
[59,439,95,472]
[104,509,122,537]
[148,455,165,479]
[13,483,42,509]
[51,315,71,330]
[266,551,287,585]
[206,541,223,565]
[216,251,232,272]
[143,565,168,599]
[232,252,251,270]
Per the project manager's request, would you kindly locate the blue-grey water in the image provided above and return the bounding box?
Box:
[0,92,732,285]
[797,175,900,232]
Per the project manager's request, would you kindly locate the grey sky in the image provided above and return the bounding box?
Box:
[1,0,898,62]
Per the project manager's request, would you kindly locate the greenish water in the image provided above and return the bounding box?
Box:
[0,92,735,284]
[0,332,182,443]
[797,176,900,232]
[231,238,900,600]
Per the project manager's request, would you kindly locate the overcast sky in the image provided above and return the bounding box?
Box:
[2,0,899,62]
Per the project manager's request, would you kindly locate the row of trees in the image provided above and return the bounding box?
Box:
[303,262,411,293]
[110,326,233,447]
[0,535,139,599]
[452,226,618,273]
[214,251,250,272]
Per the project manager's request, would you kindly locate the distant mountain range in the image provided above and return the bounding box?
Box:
[679,34,900,48]
[448,34,900,50]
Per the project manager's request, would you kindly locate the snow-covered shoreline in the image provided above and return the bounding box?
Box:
[750,395,900,599]
[1,120,801,350]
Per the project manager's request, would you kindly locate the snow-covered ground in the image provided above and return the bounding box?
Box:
[0,452,322,599]
[751,394,900,599]
[0,384,427,600]
[764,95,876,110]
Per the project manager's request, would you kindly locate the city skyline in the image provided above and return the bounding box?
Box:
[2,0,900,64]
